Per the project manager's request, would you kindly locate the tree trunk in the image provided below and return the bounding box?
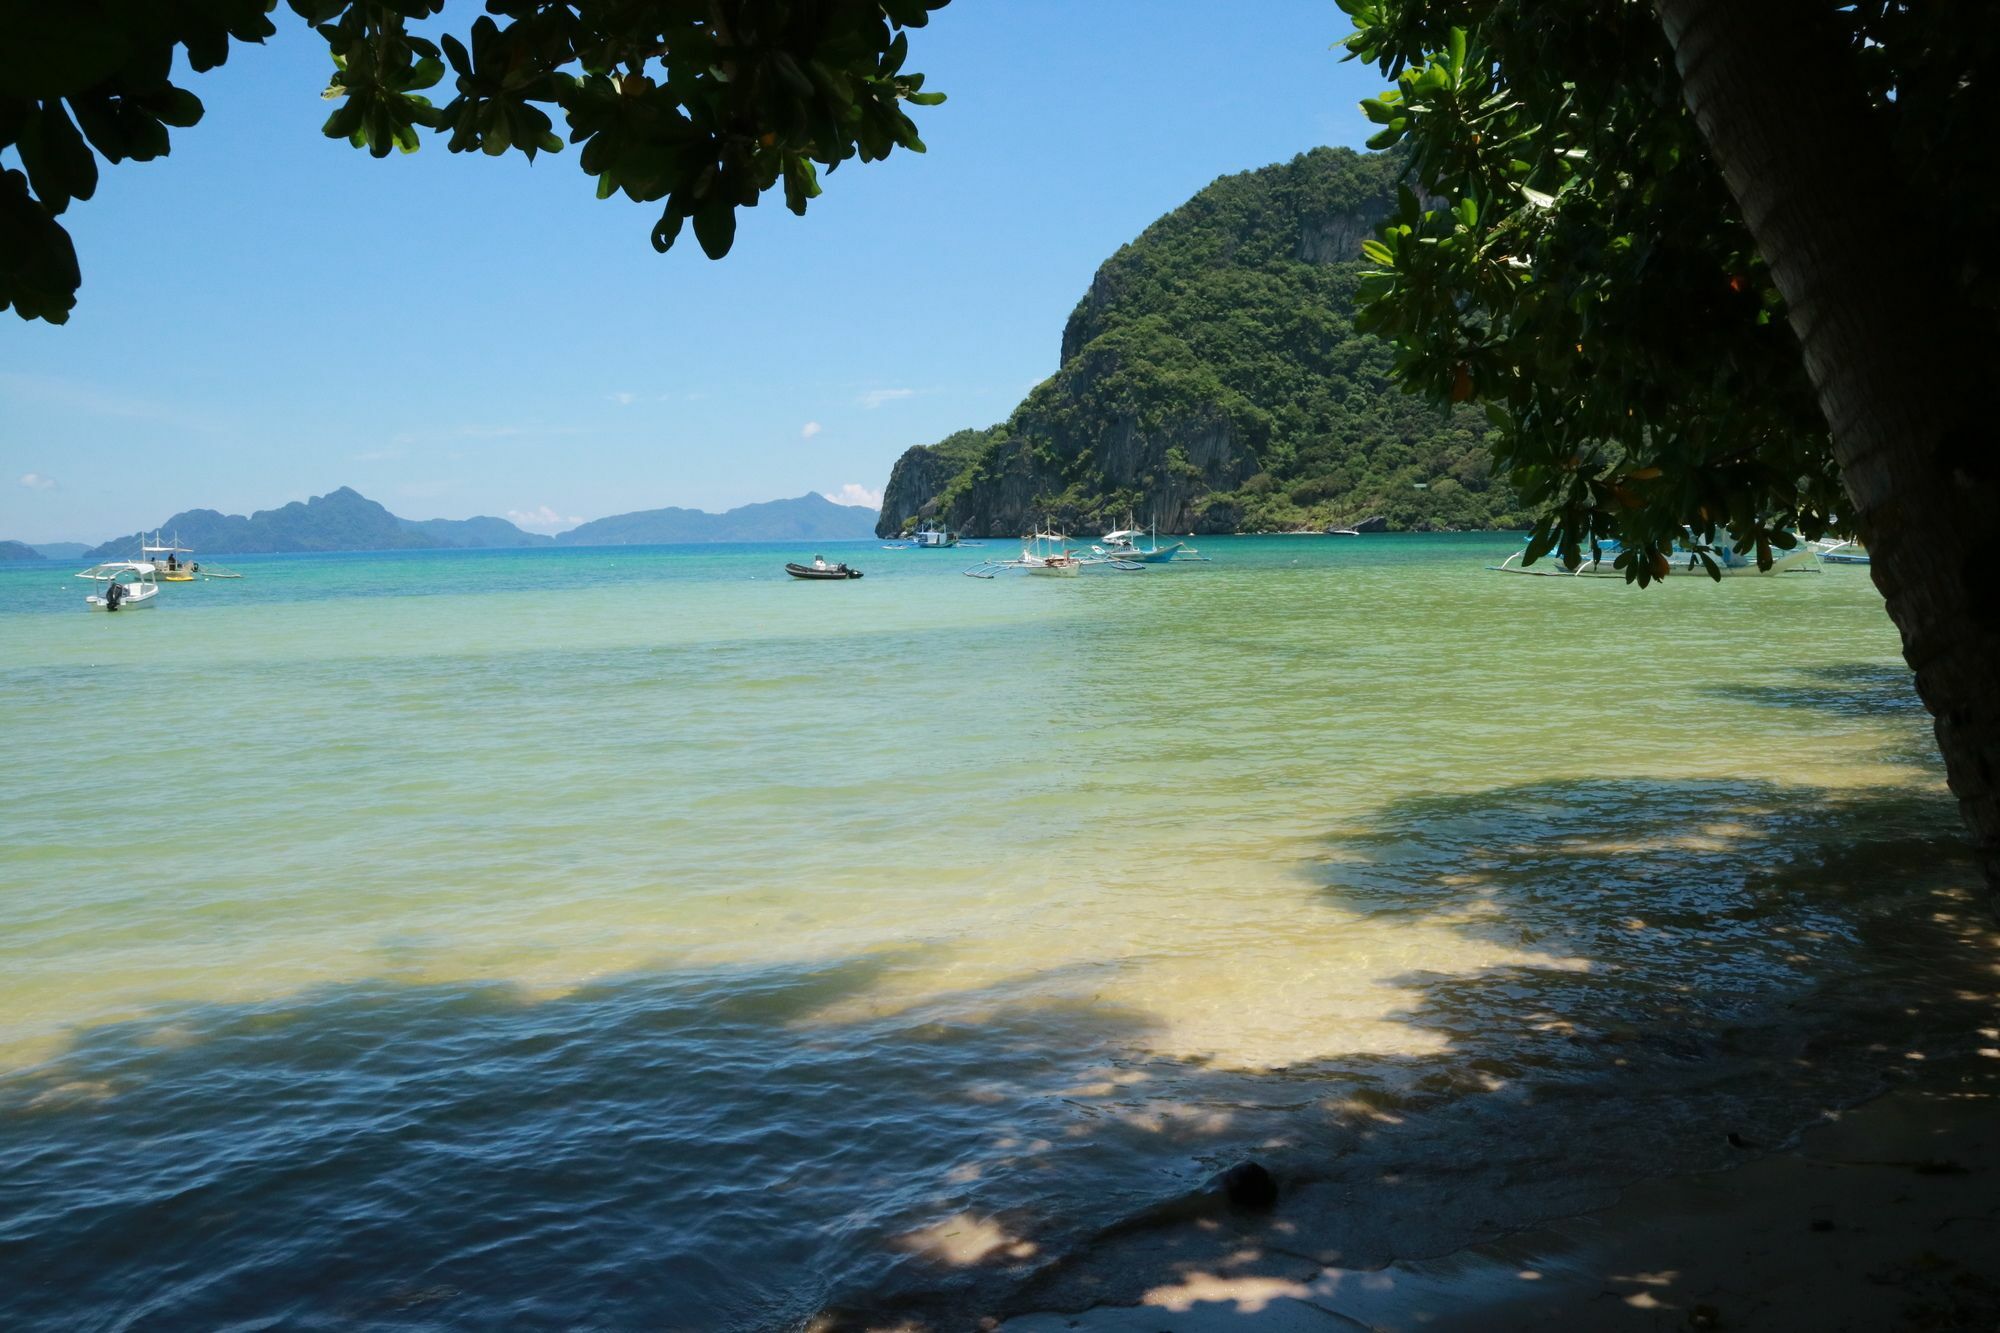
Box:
[1654,0,2000,895]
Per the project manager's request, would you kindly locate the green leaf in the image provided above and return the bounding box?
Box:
[650,207,685,253]
[691,200,736,259]
[16,101,97,215]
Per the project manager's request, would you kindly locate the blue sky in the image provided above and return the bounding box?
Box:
[1,2,1387,545]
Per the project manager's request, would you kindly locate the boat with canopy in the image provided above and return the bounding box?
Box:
[1091,523,1203,563]
[964,530,1142,578]
[77,561,161,611]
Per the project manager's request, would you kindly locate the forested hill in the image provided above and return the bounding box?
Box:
[85,487,553,558]
[82,488,879,557]
[876,147,1530,537]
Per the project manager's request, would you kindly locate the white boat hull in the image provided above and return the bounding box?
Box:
[86,586,159,611]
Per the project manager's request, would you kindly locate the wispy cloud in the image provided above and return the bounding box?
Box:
[857,387,916,409]
[609,392,638,407]
[18,472,57,491]
[825,483,883,509]
[801,421,823,440]
[508,505,583,533]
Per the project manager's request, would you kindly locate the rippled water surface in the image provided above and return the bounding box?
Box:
[0,536,1985,1329]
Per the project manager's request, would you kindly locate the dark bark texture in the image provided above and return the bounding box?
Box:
[1655,0,2000,892]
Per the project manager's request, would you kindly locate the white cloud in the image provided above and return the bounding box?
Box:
[825,483,883,509]
[508,505,583,533]
[801,421,822,439]
[857,387,916,409]
[18,472,57,491]
[610,392,638,406]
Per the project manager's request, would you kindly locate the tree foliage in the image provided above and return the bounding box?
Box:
[1338,0,1997,581]
[0,0,947,323]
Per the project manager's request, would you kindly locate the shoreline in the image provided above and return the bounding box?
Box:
[997,1046,2000,1332]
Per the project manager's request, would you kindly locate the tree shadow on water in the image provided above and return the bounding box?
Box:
[0,949,1223,1333]
[1,781,1993,1333]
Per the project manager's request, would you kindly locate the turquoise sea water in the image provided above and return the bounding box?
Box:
[0,536,1989,1329]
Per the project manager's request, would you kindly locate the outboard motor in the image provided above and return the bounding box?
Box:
[105,581,124,611]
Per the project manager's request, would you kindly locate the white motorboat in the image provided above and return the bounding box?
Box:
[78,561,161,611]
[910,526,958,548]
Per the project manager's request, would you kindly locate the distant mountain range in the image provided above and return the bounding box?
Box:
[47,487,877,560]
[552,492,879,545]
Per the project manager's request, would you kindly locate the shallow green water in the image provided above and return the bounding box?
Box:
[0,536,1983,1328]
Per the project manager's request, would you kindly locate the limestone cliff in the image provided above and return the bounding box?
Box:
[874,146,1528,538]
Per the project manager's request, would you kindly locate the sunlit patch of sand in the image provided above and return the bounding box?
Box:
[780,885,1596,1070]
[1139,1271,1316,1314]
[897,1212,1038,1266]
[20,1078,118,1112]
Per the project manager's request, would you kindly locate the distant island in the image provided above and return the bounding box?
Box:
[877,146,1532,538]
[51,487,879,559]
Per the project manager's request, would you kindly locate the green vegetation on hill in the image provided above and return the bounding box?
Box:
[877,147,1532,537]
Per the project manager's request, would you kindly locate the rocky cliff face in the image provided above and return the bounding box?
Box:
[872,146,1527,539]
[876,443,966,536]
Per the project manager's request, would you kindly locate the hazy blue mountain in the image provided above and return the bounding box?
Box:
[555,493,878,545]
[85,488,550,557]
[397,516,555,548]
[30,542,91,560]
[80,487,875,557]
[86,487,433,558]
[0,540,44,561]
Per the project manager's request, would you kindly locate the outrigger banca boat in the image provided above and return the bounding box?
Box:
[964,531,1142,578]
[119,531,243,581]
[142,534,198,581]
[1091,525,1203,563]
[1489,533,1821,578]
[1809,537,1871,566]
